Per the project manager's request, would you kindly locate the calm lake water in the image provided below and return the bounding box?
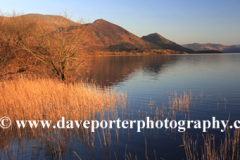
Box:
[82,53,240,160]
[3,53,240,160]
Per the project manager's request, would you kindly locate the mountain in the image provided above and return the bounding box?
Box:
[82,19,150,50]
[22,16,192,52]
[223,45,240,53]
[23,14,77,26]
[1,14,204,52]
[142,33,194,52]
[182,43,240,53]
[1,14,150,50]
[0,14,78,33]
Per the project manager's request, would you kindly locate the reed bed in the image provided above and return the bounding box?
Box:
[168,91,192,114]
[183,128,240,160]
[0,75,126,159]
[2,83,236,160]
[0,75,125,122]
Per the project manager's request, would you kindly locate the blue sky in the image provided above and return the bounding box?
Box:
[0,0,239,45]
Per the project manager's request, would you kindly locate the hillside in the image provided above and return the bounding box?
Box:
[142,33,194,53]
[1,14,206,53]
[18,15,194,52]
[82,19,151,50]
[182,43,240,53]
[0,14,79,34]
[23,14,77,26]
[0,14,151,50]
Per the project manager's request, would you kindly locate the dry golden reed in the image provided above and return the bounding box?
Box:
[183,126,240,160]
[0,75,125,127]
[168,91,192,114]
[0,75,126,159]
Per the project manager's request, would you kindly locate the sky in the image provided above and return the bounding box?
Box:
[0,0,239,45]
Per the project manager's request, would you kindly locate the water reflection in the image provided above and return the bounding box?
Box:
[83,54,240,91]
[83,55,175,86]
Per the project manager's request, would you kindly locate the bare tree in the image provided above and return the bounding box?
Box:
[22,16,90,80]
[0,12,90,80]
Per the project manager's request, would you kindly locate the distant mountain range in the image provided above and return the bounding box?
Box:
[182,43,240,53]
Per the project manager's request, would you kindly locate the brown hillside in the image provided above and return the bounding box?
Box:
[142,33,194,52]
[1,14,150,50]
[1,14,196,52]
[23,14,77,27]
[0,14,79,34]
[82,19,150,49]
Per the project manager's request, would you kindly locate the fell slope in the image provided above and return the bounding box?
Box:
[83,19,150,49]
[142,33,194,52]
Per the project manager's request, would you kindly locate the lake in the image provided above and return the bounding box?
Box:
[81,53,240,160]
[2,53,240,160]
